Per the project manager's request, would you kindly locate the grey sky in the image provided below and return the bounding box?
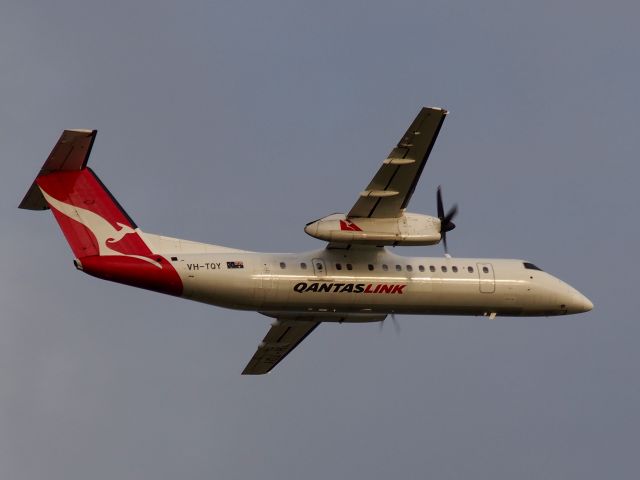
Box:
[1,1,638,478]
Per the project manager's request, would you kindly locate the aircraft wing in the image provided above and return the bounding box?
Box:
[242,319,320,375]
[242,312,386,374]
[347,107,448,219]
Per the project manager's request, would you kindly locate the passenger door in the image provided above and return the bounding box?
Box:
[476,262,495,293]
[312,258,327,277]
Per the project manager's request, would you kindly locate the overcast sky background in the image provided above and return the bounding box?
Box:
[1,1,638,478]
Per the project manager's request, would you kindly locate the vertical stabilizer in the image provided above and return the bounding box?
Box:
[19,129,183,296]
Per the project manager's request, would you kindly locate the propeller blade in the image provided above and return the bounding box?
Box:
[437,186,445,219]
[379,314,401,334]
[443,204,458,232]
[436,186,458,255]
[445,204,458,224]
[391,313,401,334]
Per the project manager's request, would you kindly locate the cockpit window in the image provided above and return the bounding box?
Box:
[523,262,543,271]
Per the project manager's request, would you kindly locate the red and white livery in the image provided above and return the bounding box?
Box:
[20,108,593,374]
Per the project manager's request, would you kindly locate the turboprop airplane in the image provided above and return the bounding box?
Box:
[20,107,593,374]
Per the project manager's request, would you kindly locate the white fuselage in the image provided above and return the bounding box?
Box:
[23,122,594,374]
[163,245,592,320]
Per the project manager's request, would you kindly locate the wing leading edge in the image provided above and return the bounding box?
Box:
[347,107,448,219]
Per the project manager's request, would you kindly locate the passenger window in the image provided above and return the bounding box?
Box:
[406,265,413,272]
[482,266,489,274]
[346,264,353,271]
[429,266,436,272]
[382,264,389,271]
[395,265,402,271]
[441,266,447,273]
[336,263,342,270]
[300,262,307,270]
[467,266,474,273]
[368,264,374,271]
[418,265,425,272]
[280,262,286,269]
[452,266,458,273]
[315,262,323,271]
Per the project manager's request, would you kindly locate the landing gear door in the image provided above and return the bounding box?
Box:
[312,258,326,277]
[476,263,495,293]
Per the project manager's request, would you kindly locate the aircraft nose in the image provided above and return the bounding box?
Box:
[576,293,594,313]
[563,288,593,314]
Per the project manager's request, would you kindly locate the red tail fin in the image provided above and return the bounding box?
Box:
[37,168,152,259]
[20,130,150,260]
[20,130,182,296]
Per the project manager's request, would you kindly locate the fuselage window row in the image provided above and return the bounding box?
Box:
[268,262,480,275]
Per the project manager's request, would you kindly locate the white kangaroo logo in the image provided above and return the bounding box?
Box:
[40,188,161,268]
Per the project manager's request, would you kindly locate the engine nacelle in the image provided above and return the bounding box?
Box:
[304,212,441,246]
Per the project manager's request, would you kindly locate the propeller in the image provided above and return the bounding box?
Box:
[436,186,458,255]
[379,313,401,334]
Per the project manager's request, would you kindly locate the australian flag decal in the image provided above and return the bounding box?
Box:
[227,261,244,269]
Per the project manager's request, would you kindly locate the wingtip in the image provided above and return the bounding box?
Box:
[65,129,96,134]
[424,107,449,115]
